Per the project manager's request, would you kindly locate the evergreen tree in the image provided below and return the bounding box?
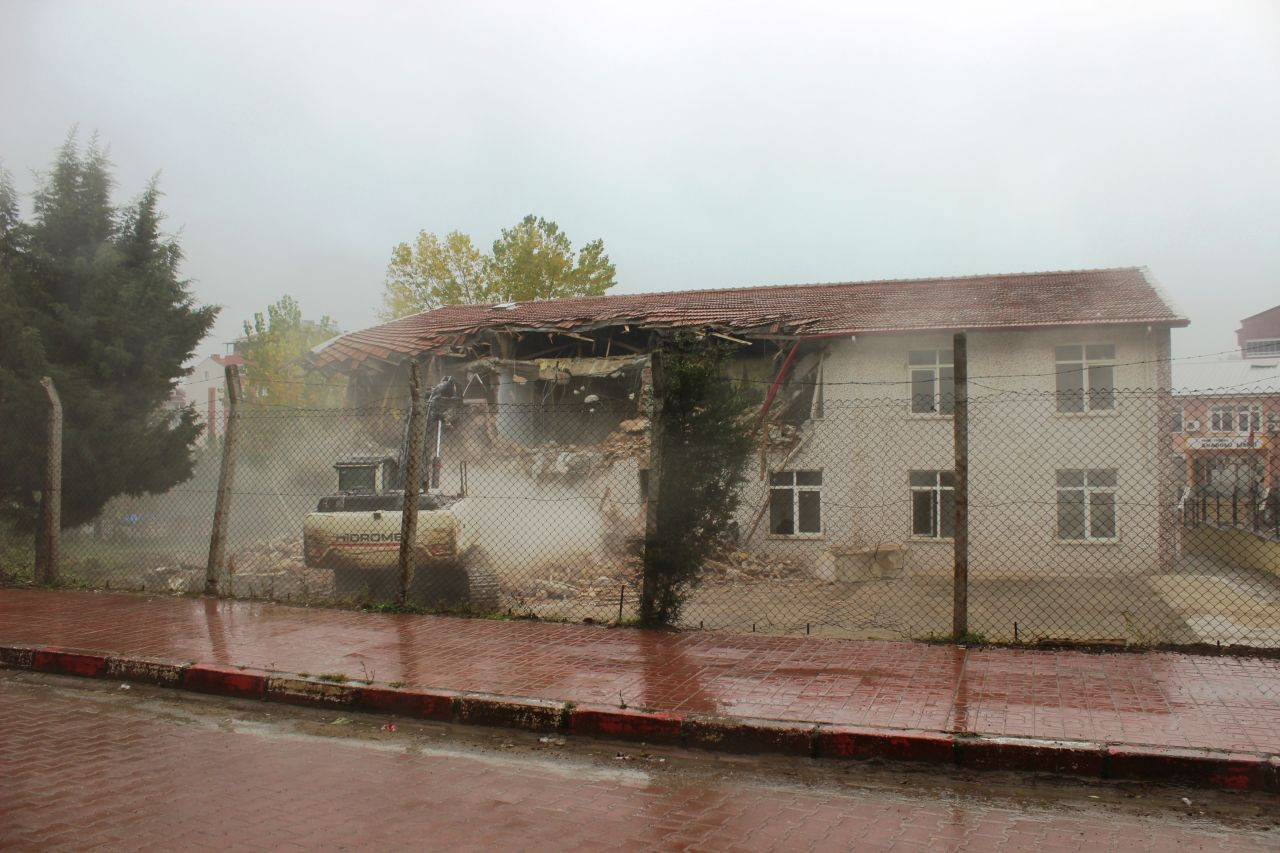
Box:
[0,135,217,531]
[640,336,755,626]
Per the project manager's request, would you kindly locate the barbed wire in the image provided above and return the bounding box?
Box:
[203,344,1270,395]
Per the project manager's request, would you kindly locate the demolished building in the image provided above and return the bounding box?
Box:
[307,268,1187,581]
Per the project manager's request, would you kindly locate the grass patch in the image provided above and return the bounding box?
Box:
[316,672,349,683]
[916,631,988,646]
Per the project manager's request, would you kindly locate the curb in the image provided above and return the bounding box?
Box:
[3,642,1276,793]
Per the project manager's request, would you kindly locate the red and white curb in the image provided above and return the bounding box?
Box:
[3,642,1276,793]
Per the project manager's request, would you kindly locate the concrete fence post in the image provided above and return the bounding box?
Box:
[640,350,665,622]
[398,359,425,606]
[205,364,242,595]
[951,332,970,640]
[34,377,62,585]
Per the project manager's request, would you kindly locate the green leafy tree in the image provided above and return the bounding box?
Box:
[238,295,343,407]
[380,230,489,320]
[379,215,616,318]
[487,215,616,303]
[0,135,217,532]
[640,336,755,626]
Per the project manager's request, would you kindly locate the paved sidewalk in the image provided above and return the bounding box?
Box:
[3,588,1278,758]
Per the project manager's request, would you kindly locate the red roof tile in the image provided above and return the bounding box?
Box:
[312,267,1186,372]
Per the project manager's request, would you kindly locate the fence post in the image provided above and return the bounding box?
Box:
[640,350,665,622]
[205,364,242,595]
[398,359,425,606]
[34,377,62,585]
[951,332,969,640]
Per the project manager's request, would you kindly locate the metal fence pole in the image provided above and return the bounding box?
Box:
[35,377,62,585]
[205,364,242,595]
[951,332,969,640]
[398,359,425,606]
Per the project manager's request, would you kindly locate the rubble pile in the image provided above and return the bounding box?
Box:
[227,538,331,598]
[601,418,649,462]
[499,554,642,603]
[700,550,806,583]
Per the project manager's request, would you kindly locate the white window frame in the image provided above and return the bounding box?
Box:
[1236,404,1262,434]
[1054,344,1116,413]
[1210,405,1233,432]
[768,470,823,538]
[1056,469,1118,542]
[1243,338,1280,358]
[910,470,955,540]
[1268,411,1279,434]
[908,350,954,416]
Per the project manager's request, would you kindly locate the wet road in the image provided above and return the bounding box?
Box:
[2,670,1275,851]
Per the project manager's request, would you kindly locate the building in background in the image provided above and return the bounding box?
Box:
[182,353,246,443]
[1173,304,1280,535]
[1237,305,1280,359]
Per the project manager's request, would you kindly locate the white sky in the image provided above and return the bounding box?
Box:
[2,0,1277,362]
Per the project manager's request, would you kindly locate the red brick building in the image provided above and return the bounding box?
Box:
[1174,304,1280,528]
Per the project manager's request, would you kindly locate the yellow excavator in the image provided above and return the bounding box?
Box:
[302,378,498,608]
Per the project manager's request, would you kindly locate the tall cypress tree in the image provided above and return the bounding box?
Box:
[0,135,218,531]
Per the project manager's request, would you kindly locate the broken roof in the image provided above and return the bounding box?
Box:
[312,266,1187,373]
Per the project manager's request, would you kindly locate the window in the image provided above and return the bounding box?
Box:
[1238,405,1262,433]
[1243,339,1280,358]
[1055,345,1115,412]
[910,470,955,538]
[1211,405,1261,433]
[1269,412,1279,434]
[1056,469,1117,541]
[769,470,822,536]
[337,465,377,493]
[1210,405,1233,432]
[1171,410,1184,433]
[909,350,954,415]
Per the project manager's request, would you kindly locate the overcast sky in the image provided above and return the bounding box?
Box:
[2,0,1277,363]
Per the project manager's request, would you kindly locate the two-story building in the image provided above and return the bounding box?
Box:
[309,266,1186,580]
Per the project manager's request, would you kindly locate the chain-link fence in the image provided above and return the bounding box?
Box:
[3,387,1279,649]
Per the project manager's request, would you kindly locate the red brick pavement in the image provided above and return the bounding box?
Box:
[1,588,1278,755]
[1,675,1274,852]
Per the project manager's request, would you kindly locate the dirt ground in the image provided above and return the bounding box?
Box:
[36,531,1280,647]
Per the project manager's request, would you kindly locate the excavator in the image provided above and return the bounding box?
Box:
[301,377,498,608]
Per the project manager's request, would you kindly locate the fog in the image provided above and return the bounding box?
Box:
[2,0,1278,362]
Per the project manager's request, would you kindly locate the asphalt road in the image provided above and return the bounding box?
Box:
[1,669,1276,851]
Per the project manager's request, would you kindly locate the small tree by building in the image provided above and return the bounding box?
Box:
[641,336,755,626]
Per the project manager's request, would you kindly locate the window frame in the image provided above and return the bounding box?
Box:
[909,470,955,540]
[1236,404,1262,434]
[908,349,955,416]
[1209,404,1234,432]
[768,470,824,538]
[1054,344,1116,413]
[1055,468,1118,543]
[1243,338,1280,358]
